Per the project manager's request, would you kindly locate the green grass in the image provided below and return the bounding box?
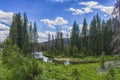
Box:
[69,55,116,61]
[35,60,120,80]
[0,50,120,80]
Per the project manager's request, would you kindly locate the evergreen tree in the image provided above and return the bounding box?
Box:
[60,32,64,52]
[29,22,33,52]
[51,34,54,51]
[33,22,38,51]
[16,13,23,50]
[48,33,51,51]
[89,14,103,55]
[81,18,88,53]
[96,14,103,55]
[9,14,18,44]
[22,13,30,54]
[89,16,97,55]
[29,22,33,43]
[33,22,38,43]
[102,19,113,55]
[9,13,31,54]
[70,21,79,55]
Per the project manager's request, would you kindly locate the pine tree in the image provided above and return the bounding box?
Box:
[33,22,38,51]
[89,14,103,55]
[89,16,97,55]
[51,34,54,51]
[9,13,31,54]
[81,18,88,52]
[16,13,23,50]
[60,32,64,52]
[29,22,34,52]
[29,22,33,43]
[9,14,18,44]
[48,33,51,51]
[96,14,103,55]
[22,13,30,54]
[33,22,38,43]
[102,19,113,55]
[70,21,79,55]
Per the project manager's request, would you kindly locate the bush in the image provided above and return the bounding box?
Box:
[2,39,40,80]
[100,51,105,69]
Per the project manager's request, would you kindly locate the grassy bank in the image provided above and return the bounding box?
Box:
[1,50,120,80]
[36,61,120,80]
[43,51,117,64]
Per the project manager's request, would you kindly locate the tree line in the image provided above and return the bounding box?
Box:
[41,13,119,57]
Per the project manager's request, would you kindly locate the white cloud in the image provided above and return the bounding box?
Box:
[0,10,13,25]
[78,24,83,32]
[40,17,68,28]
[38,31,56,42]
[55,17,68,25]
[94,5,113,15]
[0,23,10,30]
[68,8,83,15]
[68,26,72,30]
[83,7,93,13]
[0,10,13,42]
[79,1,99,7]
[104,14,108,17]
[68,1,114,15]
[68,7,93,15]
[79,1,114,15]
[0,24,9,42]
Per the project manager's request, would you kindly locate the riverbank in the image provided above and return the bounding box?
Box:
[43,52,118,64]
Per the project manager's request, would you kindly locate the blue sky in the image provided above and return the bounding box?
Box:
[0,0,115,42]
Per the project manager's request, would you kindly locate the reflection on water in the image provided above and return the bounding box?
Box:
[64,60,70,65]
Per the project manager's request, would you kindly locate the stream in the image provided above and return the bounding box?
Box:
[33,52,70,65]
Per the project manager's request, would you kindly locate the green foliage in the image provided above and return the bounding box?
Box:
[89,14,103,55]
[102,19,113,55]
[1,39,40,80]
[35,63,106,80]
[9,13,30,54]
[64,46,70,56]
[100,51,105,69]
[89,16,97,55]
[70,21,79,55]
[81,18,88,49]
[22,13,31,54]
[106,64,115,80]
[72,68,79,76]
[73,46,78,55]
